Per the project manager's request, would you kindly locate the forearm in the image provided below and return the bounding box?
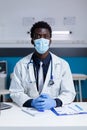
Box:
[54,98,62,107]
[23,99,33,107]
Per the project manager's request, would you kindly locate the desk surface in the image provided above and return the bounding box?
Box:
[0,89,10,95]
[0,102,87,130]
[72,74,87,80]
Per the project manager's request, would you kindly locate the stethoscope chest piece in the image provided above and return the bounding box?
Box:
[48,79,54,87]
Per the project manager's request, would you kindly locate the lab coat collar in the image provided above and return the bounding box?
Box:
[22,52,61,65]
[50,52,61,64]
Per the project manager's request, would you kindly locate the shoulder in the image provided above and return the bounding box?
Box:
[15,53,33,68]
[50,52,69,66]
[51,52,71,74]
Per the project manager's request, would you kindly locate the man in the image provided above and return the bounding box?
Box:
[9,21,76,111]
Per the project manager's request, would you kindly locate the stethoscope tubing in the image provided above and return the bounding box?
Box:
[27,56,54,86]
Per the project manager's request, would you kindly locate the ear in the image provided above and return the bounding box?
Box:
[31,39,34,45]
[49,39,52,45]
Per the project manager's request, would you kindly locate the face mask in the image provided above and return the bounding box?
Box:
[34,38,50,54]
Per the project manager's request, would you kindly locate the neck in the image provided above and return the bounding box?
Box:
[35,51,49,59]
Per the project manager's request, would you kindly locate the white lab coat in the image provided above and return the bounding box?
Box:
[9,52,76,107]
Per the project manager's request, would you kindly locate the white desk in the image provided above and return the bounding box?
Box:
[72,74,87,102]
[0,102,87,130]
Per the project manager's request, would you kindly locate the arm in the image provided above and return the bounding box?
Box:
[57,61,76,105]
[9,62,31,107]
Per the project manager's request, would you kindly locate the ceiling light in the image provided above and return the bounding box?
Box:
[52,31,72,35]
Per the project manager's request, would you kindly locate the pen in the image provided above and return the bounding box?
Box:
[75,104,83,111]
[50,108,59,116]
[51,108,68,116]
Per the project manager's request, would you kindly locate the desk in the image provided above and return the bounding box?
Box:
[72,74,87,102]
[0,102,87,130]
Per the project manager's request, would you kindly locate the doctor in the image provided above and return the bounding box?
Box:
[9,21,76,111]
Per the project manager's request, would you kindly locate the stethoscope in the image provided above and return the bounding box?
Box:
[27,56,54,86]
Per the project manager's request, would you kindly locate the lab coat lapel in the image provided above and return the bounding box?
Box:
[28,63,35,82]
[51,53,61,79]
[28,62,39,94]
[41,53,61,93]
[42,62,51,91]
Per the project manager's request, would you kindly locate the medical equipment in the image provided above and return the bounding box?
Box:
[27,55,54,86]
[34,38,50,54]
[27,60,33,69]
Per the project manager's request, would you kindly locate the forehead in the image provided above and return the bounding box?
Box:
[34,28,50,35]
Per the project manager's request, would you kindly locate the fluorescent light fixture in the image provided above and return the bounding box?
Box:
[52,31,72,35]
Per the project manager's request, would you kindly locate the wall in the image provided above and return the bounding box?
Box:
[0,0,87,47]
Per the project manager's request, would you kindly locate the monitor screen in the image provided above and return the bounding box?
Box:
[0,61,7,74]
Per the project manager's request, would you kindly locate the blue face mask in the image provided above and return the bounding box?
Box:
[34,38,50,54]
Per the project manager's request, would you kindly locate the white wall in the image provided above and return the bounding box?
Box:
[0,0,87,47]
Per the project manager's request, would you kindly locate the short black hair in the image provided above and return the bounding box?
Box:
[30,21,52,38]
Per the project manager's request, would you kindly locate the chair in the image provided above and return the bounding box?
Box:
[72,74,87,102]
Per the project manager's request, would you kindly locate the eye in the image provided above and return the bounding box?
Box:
[34,33,41,39]
[33,33,50,39]
[44,34,50,39]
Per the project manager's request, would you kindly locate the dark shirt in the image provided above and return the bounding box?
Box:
[23,52,62,107]
[32,52,51,90]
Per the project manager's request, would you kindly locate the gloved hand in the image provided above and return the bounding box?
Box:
[31,93,56,111]
[31,96,45,111]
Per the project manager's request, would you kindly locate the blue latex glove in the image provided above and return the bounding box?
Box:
[31,93,56,111]
[31,96,43,110]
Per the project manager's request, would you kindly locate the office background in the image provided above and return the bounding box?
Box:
[0,0,87,100]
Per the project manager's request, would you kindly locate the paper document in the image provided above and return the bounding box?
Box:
[22,107,52,117]
[21,103,87,116]
[55,102,87,115]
